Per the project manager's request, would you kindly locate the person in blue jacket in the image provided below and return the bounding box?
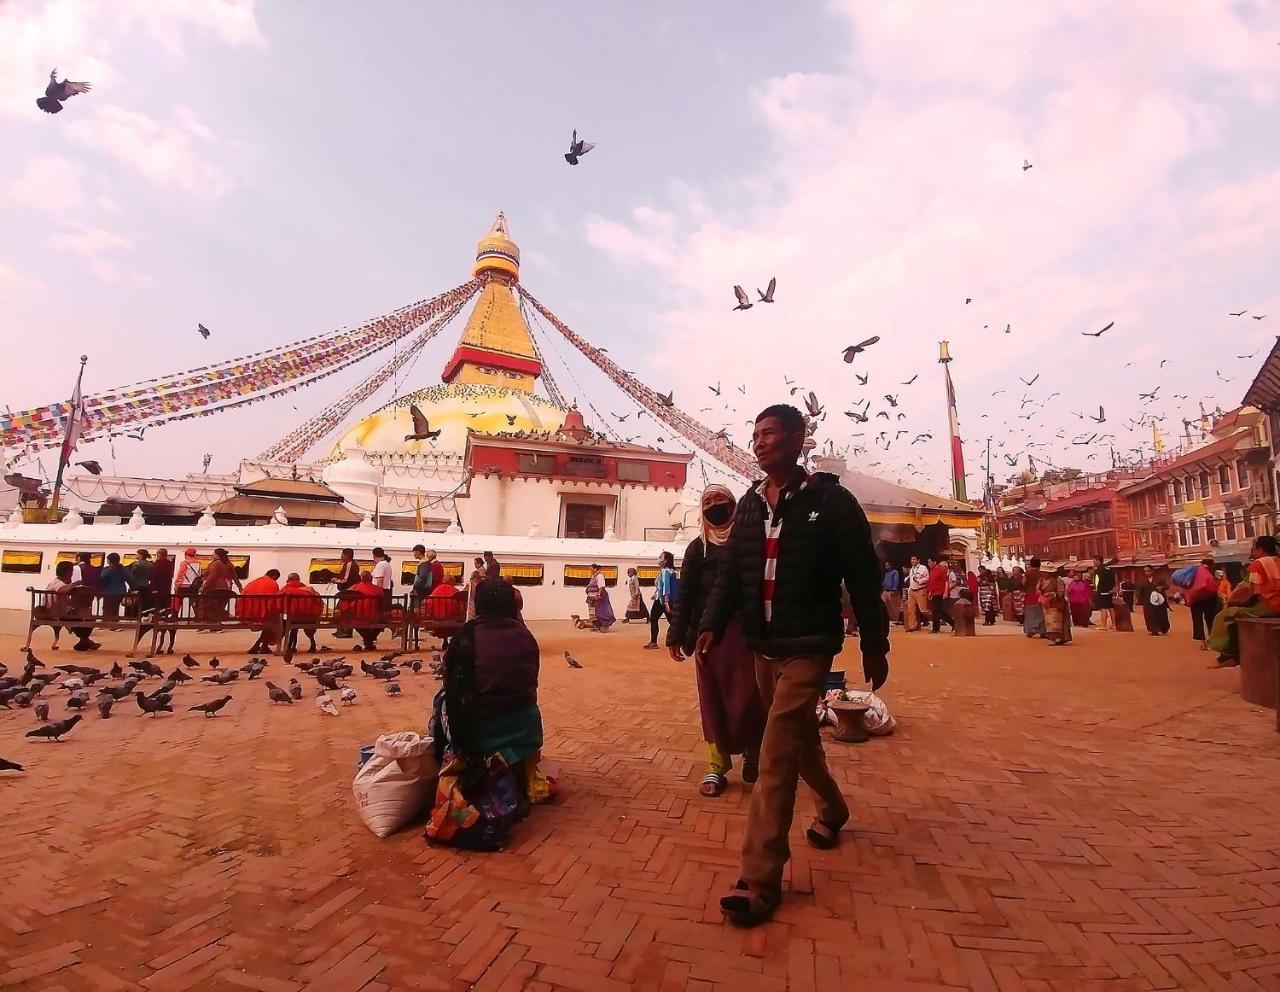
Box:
[643,551,678,649]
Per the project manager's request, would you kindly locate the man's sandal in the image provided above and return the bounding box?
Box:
[805,819,844,850]
[719,880,780,927]
[699,773,727,797]
[741,752,759,785]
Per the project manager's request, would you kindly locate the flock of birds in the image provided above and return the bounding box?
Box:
[0,647,447,774]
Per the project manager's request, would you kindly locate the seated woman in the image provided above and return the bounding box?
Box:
[427,578,552,851]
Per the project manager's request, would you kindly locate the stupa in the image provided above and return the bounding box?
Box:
[331,214,566,457]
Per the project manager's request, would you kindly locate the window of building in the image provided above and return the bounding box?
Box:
[564,502,606,539]
[616,461,650,483]
[516,453,555,474]
[1188,519,1200,545]
[1237,461,1249,488]
[1218,465,1231,493]
[1199,470,1211,498]
[1172,479,1183,503]
[1204,517,1216,542]
[1187,475,1199,500]
[1224,512,1237,541]
[1243,512,1255,539]
[565,455,606,479]
[0,550,42,574]
[1177,522,1189,547]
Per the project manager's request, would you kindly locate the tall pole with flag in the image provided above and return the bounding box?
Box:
[51,355,90,513]
[938,341,967,502]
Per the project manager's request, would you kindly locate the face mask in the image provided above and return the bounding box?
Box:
[703,502,733,526]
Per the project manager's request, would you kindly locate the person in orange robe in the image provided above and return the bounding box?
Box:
[281,572,324,656]
[239,569,283,653]
[344,572,386,651]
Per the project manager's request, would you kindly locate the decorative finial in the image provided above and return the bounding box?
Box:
[938,340,952,364]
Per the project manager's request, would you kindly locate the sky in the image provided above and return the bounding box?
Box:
[3,0,1280,498]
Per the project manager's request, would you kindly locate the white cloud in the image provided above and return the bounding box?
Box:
[586,2,1280,491]
[5,155,89,216]
[68,105,230,196]
[46,224,135,283]
[117,0,263,53]
[0,263,28,292]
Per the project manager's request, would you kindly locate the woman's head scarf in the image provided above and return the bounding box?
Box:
[700,485,737,547]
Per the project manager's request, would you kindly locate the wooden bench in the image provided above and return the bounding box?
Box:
[279,592,415,659]
[24,586,147,652]
[403,590,468,650]
[146,591,288,657]
[1237,616,1280,715]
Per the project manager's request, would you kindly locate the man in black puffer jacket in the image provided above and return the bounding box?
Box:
[696,403,889,927]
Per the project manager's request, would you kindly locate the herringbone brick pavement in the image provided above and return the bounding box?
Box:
[1,609,1278,991]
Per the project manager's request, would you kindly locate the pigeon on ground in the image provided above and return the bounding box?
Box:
[384,682,402,696]
[168,668,192,683]
[757,277,776,303]
[96,695,113,719]
[26,714,82,741]
[409,660,422,675]
[340,686,357,705]
[181,654,199,668]
[65,691,89,710]
[842,337,880,362]
[209,657,221,669]
[135,692,172,716]
[60,677,85,692]
[34,700,49,721]
[129,660,164,678]
[190,695,232,717]
[0,758,23,772]
[36,69,91,114]
[565,651,583,669]
[266,682,292,705]
[315,671,340,691]
[110,662,123,678]
[405,404,442,442]
[288,678,303,700]
[202,670,239,685]
[732,286,753,311]
[316,690,339,716]
[564,129,595,165]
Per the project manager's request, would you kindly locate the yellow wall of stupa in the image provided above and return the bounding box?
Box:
[331,214,565,457]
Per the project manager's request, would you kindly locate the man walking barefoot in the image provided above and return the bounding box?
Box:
[696,404,889,927]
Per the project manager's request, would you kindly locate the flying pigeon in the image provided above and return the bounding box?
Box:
[405,404,442,442]
[855,372,869,385]
[564,651,583,669]
[1082,321,1113,337]
[564,129,595,165]
[732,286,753,311]
[842,337,880,362]
[76,460,102,475]
[757,277,776,303]
[1020,374,1040,386]
[1090,406,1106,424]
[1022,158,1033,171]
[901,374,918,385]
[656,390,674,407]
[197,323,211,339]
[36,69,91,114]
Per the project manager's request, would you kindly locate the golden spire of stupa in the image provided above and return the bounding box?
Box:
[441,213,542,391]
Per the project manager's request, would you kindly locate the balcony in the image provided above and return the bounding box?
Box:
[1247,483,1276,507]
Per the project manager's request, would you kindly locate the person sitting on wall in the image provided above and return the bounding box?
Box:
[1209,535,1280,666]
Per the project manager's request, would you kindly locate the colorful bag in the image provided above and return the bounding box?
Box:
[425,753,524,851]
[1170,566,1198,588]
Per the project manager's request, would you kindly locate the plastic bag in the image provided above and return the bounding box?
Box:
[1149,590,1166,607]
[353,731,439,838]
[1170,565,1198,588]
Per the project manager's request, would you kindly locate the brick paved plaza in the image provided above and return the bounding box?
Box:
[1,609,1279,992]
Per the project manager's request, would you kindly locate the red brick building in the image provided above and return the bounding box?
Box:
[1021,484,1136,563]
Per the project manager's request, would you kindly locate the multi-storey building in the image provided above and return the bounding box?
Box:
[1244,338,1280,529]
[1118,407,1272,575]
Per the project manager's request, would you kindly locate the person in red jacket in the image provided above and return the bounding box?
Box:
[344,572,386,651]
[927,555,954,634]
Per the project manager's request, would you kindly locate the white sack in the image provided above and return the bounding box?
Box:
[353,731,439,838]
